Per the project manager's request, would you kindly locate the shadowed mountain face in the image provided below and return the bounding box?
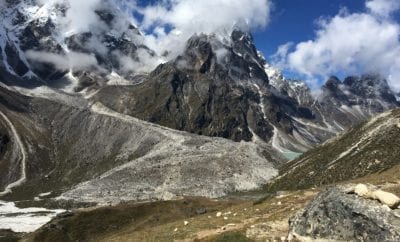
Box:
[93,31,400,152]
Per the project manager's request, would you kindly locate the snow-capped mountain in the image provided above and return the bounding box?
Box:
[0,0,160,92]
[92,29,400,156]
[0,0,399,220]
[1,0,399,155]
[1,0,399,150]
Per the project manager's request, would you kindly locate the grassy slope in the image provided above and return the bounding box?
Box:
[267,109,400,192]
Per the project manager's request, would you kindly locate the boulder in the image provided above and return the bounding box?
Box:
[352,183,400,209]
[289,187,400,241]
[372,190,400,209]
[354,183,370,197]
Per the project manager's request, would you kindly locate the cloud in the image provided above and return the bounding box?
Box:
[0,0,6,8]
[23,0,271,76]
[26,51,98,71]
[273,0,400,91]
[136,0,272,57]
[112,48,164,74]
[366,0,400,17]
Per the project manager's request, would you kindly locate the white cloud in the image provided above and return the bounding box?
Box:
[24,0,271,75]
[62,0,103,36]
[112,49,164,74]
[366,0,400,17]
[137,0,272,57]
[273,0,400,91]
[25,51,98,71]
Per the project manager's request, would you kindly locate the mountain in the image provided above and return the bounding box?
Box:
[0,84,280,203]
[267,108,400,191]
[0,0,399,203]
[0,0,158,92]
[1,1,400,240]
[1,1,399,158]
[93,39,400,155]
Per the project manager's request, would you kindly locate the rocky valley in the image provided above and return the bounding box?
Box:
[0,0,399,241]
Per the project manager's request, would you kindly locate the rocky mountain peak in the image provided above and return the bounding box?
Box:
[324,76,341,90]
[0,0,159,91]
[318,74,399,110]
[174,30,269,86]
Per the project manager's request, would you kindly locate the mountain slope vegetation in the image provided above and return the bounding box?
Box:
[268,108,400,191]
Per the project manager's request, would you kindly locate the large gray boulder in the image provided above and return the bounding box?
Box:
[289,186,400,242]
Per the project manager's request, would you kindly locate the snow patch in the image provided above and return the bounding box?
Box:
[0,201,65,233]
[253,83,267,120]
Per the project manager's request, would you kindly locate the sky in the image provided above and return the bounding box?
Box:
[253,0,367,57]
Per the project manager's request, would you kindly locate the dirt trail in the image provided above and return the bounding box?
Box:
[0,110,27,195]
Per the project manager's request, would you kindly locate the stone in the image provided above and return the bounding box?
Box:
[195,207,207,215]
[289,187,400,241]
[184,221,189,226]
[372,190,400,209]
[354,183,370,197]
[216,212,222,217]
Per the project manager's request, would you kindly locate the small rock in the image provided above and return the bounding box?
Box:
[57,211,74,219]
[233,213,237,216]
[224,217,228,220]
[372,190,400,209]
[216,212,222,217]
[174,228,178,232]
[277,201,282,205]
[196,207,207,215]
[184,221,189,226]
[354,184,370,197]
[48,224,57,229]
[227,223,236,226]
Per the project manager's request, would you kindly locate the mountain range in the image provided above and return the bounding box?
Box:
[1,0,400,241]
[0,0,399,202]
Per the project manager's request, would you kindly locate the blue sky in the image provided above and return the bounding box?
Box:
[254,0,366,57]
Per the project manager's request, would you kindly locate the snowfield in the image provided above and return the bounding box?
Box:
[0,201,65,233]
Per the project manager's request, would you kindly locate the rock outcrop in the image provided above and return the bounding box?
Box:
[289,186,400,242]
